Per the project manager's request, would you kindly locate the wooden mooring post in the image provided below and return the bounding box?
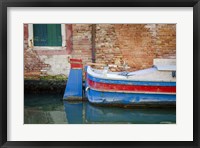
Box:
[63,59,83,101]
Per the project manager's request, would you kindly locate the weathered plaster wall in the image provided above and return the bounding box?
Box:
[24,24,51,78]
[24,24,70,79]
[25,50,70,78]
[24,24,176,79]
[39,55,70,76]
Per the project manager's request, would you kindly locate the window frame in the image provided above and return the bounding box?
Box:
[28,24,66,50]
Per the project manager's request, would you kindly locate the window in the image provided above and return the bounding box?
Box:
[33,24,62,46]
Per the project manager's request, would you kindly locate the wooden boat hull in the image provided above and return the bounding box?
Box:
[87,89,176,106]
[86,66,176,106]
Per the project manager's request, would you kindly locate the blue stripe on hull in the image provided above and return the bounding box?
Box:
[87,74,176,86]
[87,89,176,105]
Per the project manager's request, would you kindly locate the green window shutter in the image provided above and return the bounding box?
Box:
[33,24,62,46]
[47,24,62,46]
[33,24,48,46]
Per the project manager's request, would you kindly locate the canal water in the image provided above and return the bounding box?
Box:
[24,93,176,124]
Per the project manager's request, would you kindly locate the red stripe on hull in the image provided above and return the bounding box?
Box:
[87,79,176,93]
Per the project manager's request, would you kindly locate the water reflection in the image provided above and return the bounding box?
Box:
[24,93,67,124]
[24,93,176,124]
[85,104,176,124]
[64,102,83,124]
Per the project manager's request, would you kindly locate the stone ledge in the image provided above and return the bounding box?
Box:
[24,80,66,94]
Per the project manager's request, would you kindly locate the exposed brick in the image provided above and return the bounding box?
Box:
[24,24,176,78]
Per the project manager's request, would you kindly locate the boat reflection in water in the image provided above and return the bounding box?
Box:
[24,94,175,124]
[63,101,176,124]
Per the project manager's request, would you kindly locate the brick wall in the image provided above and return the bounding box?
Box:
[24,24,176,79]
[154,24,176,59]
[71,24,92,64]
[24,24,70,79]
[95,24,176,71]
[24,24,51,78]
[95,24,122,66]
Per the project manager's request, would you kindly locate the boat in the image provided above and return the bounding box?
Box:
[85,59,176,107]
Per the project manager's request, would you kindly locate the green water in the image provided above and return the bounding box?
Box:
[24,93,176,124]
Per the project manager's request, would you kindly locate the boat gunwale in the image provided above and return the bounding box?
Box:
[87,74,176,87]
[87,66,176,83]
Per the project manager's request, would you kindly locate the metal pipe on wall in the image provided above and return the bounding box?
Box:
[91,24,96,63]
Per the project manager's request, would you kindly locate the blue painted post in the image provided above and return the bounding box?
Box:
[63,59,83,100]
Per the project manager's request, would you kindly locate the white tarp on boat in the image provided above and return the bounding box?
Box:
[87,58,176,82]
[153,59,176,71]
[156,65,176,71]
[153,59,176,66]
